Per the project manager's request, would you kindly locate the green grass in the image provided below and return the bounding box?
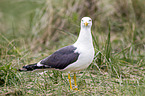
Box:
[0,0,145,95]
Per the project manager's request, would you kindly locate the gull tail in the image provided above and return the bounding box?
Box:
[18,63,48,72]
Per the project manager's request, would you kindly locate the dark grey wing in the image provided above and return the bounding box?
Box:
[40,45,79,69]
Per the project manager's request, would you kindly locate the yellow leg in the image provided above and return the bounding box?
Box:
[68,73,73,90]
[74,73,78,90]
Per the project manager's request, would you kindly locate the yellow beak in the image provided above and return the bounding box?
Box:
[84,22,88,26]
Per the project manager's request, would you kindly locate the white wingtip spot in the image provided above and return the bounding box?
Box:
[37,61,43,66]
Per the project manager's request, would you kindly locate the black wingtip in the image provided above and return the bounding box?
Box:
[17,68,27,72]
[18,63,50,72]
[18,63,38,72]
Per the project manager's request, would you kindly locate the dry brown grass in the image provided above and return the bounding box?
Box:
[29,0,145,50]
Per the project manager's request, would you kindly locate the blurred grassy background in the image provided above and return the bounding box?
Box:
[0,0,145,95]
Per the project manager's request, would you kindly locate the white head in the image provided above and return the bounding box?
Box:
[81,17,92,28]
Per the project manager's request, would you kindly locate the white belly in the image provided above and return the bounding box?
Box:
[62,47,94,72]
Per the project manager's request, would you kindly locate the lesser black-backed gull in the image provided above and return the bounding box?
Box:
[19,17,94,90]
